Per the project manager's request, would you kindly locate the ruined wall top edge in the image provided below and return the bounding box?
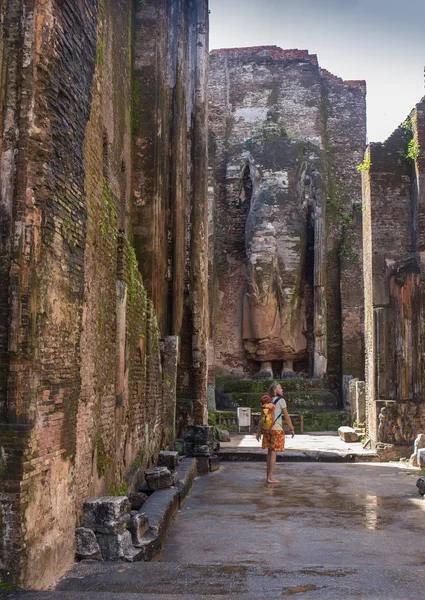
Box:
[209,46,366,92]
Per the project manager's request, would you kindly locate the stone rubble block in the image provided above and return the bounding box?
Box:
[196,456,210,476]
[128,512,149,547]
[145,466,175,490]
[75,527,102,561]
[128,492,148,511]
[96,530,133,561]
[213,440,220,452]
[216,428,230,442]
[416,477,425,496]
[209,455,220,472]
[82,496,131,534]
[410,434,425,466]
[338,426,359,443]
[185,425,213,446]
[158,450,179,471]
[418,448,425,468]
[193,444,211,456]
[184,442,195,457]
[194,426,214,445]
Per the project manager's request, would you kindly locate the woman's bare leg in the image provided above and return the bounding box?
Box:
[267,450,279,483]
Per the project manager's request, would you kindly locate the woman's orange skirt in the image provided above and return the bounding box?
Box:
[262,429,285,451]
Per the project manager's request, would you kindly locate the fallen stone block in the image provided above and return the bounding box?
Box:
[196,456,210,475]
[213,440,220,452]
[209,455,220,472]
[416,477,425,496]
[128,512,149,547]
[82,496,131,534]
[137,482,155,496]
[184,442,195,456]
[96,530,133,561]
[185,425,213,446]
[75,527,102,561]
[338,426,359,443]
[158,450,179,471]
[216,428,230,442]
[418,448,425,468]
[193,444,211,456]
[194,426,213,445]
[145,466,175,490]
[128,492,148,511]
[175,457,197,507]
[124,546,146,563]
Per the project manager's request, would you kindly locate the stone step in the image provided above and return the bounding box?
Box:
[224,390,338,410]
[216,377,325,394]
[7,563,425,598]
[217,448,378,462]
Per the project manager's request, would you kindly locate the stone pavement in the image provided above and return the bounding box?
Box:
[218,432,378,461]
[5,461,425,599]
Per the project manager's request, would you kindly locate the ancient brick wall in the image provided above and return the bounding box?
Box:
[363,98,425,444]
[132,0,209,431]
[0,0,209,588]
[208,47,366,395]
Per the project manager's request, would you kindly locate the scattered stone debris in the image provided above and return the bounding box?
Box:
[209,455,220,472]
[76,444,214,566]
[82,496,131,534]
[128,492,148,511]
[75,527,102,561]
[216,428,231,442]
[158,450,180,471]
[128,513,149,547]
[184,425,221,474]
[338,426,359,443]
[416,477,425,496]
[145,466,176,490]
[409,434,425,467]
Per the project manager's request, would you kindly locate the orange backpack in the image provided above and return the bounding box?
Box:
[260,395,281,431]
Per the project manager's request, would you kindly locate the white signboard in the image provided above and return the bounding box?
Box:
[237,407,251,428]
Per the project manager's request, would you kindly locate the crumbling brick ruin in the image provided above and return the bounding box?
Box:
[362,97,425,447]
[208,47,366,398]
[0,0,208,588]
[2,0,425,590]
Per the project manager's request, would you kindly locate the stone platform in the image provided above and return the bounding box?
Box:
[217,433,378,462]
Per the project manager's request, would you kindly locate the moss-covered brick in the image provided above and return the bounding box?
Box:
[216,377,325,394]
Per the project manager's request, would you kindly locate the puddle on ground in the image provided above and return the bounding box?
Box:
[300,568,357,578]
[284,584,319,594]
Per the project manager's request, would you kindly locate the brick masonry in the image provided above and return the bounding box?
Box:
[363,97,425,445]
[0,0,209,588]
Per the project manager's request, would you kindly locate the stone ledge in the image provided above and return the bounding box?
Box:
[217,449,379,463]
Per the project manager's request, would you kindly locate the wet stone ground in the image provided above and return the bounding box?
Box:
[6,462,425,599]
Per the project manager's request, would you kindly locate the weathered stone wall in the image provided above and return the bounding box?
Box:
[0,0,208,588]
[208,46,366,393]
[132,0,209,431]
[362,98,425,444]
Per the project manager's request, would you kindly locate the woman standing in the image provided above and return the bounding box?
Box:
[256,381,295,483]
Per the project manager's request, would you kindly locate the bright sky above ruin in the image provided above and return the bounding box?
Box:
[209,0,425,142]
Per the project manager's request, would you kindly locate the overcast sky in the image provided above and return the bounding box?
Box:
[209,0,425,142]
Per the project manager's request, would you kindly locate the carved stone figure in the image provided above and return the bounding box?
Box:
[241,139,326,378]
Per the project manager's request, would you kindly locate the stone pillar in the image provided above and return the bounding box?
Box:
[355,381,366,423]
[162,336,180,443]
[313,186,327,378]
[349,378,359,421]
[342,375,353,412]
[190,0,209,425]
